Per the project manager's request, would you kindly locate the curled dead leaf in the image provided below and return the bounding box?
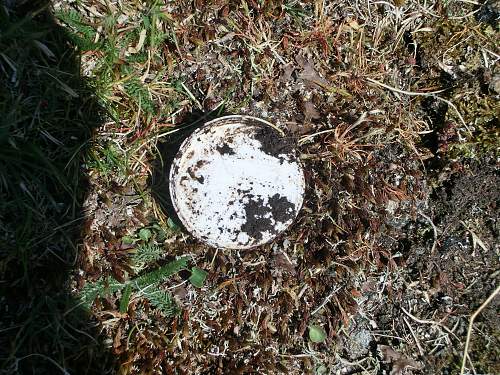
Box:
[273,251,296,274]
[113,325,123,353]
[296,55,330,89]
[304,101,320,122]
[379,345,421,375]
[280,63,295,82]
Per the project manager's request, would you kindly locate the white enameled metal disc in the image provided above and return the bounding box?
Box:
[169,115,305,249]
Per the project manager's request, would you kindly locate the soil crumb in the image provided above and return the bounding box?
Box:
[268,193,296,223]
[216,143,235,155]
[253,125,294,162]
[240,196,273,241]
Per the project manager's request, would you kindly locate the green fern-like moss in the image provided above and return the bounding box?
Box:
[55,9,99,51]
[144,290,179,316]
[80,277,125,308]
[132,243,164,267]
[80,257,189,314]
[124,77,155,114]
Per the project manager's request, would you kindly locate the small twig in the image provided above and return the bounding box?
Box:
[298,128,337,144]
[297,283,309,299]
[433,96,472,134]
[460,285,500,375]
[209,248,219,269]
[280,249,294,268]
[278,353,315,358]
[419,212,438,254]
[338,355,372,375]
[180,82,203,110]
[311,286,342,315]
[365,78,472,134]
[166,279,188,291]
[365,77,446,97]
[299,111,369,144]
[371,332,405,341]
[403,317,424,356]
[401,307,458,340]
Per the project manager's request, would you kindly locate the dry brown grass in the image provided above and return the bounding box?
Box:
[41,0,500,373]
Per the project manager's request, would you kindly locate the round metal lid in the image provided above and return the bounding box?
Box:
[169,115,305,249]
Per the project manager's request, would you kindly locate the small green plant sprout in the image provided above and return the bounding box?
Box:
[189,267,208,288]
[119,284,133,313]
[138,227,152,242]
[123,222,171,246]
[167,217,181,231]
[308,325,327,343]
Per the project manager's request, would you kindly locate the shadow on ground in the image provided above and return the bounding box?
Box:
[0,1,112,373]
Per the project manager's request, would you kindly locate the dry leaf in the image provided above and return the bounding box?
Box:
[172,283,188,299]
[280,63,295,82]
[284,121,301,134]
[128,29,147,54]
[304,100,320,122]
[273,251,296,274]
[113,325,122,351]
[285,120,314,135]
[379,345,420,375]
[296,55,330,89]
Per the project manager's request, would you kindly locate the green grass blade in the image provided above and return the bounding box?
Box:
[133,257,188,290]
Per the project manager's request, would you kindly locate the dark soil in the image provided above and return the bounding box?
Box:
[370,156,500,374]
[240,196,274,241]
[216,143,236,155]
[240,193,298,242]
[253,125,295,163]
[268,193,297,224]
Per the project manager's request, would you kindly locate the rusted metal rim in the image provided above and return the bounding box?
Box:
[169,115,305,249]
